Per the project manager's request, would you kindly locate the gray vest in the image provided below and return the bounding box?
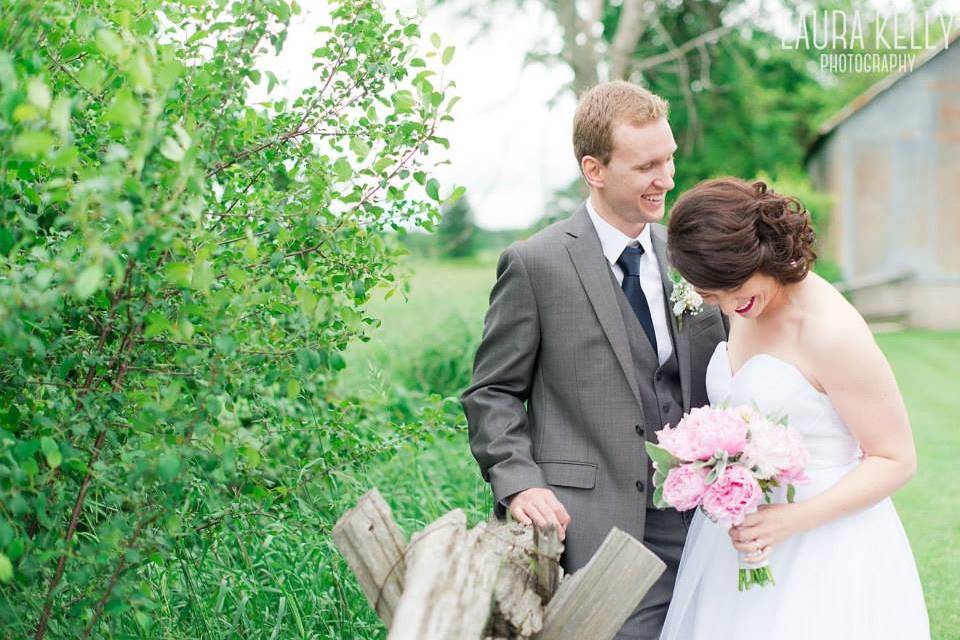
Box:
[608,269,685,509]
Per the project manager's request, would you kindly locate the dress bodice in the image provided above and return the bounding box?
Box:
[705,341,861,470]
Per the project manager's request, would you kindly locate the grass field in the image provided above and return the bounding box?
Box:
[332,256,959,639]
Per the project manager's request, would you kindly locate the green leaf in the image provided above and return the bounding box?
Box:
[144,312,171,338]
[50,96,71,137]
[704,466,719,485]
[12,131,53,157]
[445,95,461,114]
[158,452,180,482]
[645,442,680,471]
[191,260,214,292]
[446,185,466,205]
[286,379,300,400]
[213,334,236,355]
[164,262,192,287]
[430,32,441,48]
[27,77,51,110]
[0,51,14,89]
[787,484,796,503]
[104,90,142,128]
[95,29,124,58]
[391,90,415,114]
[77,60,108,93]
[74,265,103,300]
[425,178,440,201]
[6,538,24,562]
[173,123,191,150]
[226,265,248,285]
[441,46,455,65]
[352,279,365,300]
[332,158,352,182]
[242,446,261,468]
[128,52,153,91]
[0,553,11,582]
[372,156,393,174]
[653,468,666,488]
[159,136,185,162]
[652,485,666,509]
[40,437,61,469]
[350,136,371,160]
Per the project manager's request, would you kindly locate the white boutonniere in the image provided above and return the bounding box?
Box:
[669,271,703,329]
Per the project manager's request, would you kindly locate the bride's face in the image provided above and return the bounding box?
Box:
[694,273,783,319]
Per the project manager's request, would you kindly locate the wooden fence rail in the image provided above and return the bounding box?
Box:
[333,489,666,640]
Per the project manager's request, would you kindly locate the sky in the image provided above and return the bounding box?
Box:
[262,0,960,230]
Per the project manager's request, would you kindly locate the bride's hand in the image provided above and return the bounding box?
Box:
[729,504,805,564]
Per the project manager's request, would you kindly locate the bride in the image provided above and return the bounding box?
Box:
[658,178,929,639]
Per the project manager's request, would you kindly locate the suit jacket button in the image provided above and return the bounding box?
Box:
[662,402,671,413]
[655,372,663,382]
[635,424,644,436]
[636,480,645,492]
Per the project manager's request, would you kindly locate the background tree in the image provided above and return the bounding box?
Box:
[435,194,479,258]
[0,0,460,636]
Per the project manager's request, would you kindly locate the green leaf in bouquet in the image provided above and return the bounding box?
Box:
[704,466,719,485]
[653,484,666,509]
[787,484,797,503]
[712,450,728,481]
[653,467,666,488]
[645,442,680,471]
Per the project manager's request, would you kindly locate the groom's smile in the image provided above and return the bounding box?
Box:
[640,191,667,215]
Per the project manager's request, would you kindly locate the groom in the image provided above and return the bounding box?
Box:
[461,81,727,639]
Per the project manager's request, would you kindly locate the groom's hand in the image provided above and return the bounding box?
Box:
[508,488,571,541]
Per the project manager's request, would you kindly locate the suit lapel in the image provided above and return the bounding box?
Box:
[564,206,644,410]
[651,225,693,411]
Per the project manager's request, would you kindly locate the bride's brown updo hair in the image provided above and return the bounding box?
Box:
[667,178,817,291]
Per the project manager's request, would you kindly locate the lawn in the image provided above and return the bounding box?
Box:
[333,255,959,639]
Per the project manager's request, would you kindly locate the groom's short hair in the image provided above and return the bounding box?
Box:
[573,81,669,166]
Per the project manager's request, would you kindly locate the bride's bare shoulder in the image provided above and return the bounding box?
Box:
[800,273,878,361]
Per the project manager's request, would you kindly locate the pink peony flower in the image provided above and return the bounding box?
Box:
[662,464,710,511]
[656,406,749,461]
[741,417,809,484]
[700,464,762,525]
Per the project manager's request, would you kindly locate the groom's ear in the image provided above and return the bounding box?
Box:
[581,155,605,189]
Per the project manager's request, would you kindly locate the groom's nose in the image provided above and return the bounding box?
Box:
[653,171,674,192]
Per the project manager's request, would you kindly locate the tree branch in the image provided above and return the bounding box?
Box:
[553,0,599,95]
[609,0,651,80]
[81,513,160,639]
[633,23,735,73]
[34,302,146,640]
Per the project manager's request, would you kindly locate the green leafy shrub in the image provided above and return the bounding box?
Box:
[0,0,459,635]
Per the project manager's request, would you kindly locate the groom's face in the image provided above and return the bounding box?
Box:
[598,118,677,223]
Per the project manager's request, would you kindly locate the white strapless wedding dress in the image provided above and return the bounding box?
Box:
[659,341,929,639]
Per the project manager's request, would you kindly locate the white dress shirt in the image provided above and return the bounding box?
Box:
[585,198,674,366]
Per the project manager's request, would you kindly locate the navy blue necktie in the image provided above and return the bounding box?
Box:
[616,244,658,352]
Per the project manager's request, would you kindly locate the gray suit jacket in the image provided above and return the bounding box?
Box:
[461,204,727,573]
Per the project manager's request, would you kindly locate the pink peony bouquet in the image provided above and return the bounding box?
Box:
[647,405,809,591]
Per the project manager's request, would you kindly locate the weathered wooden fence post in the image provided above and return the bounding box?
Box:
[332,488,666,640]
